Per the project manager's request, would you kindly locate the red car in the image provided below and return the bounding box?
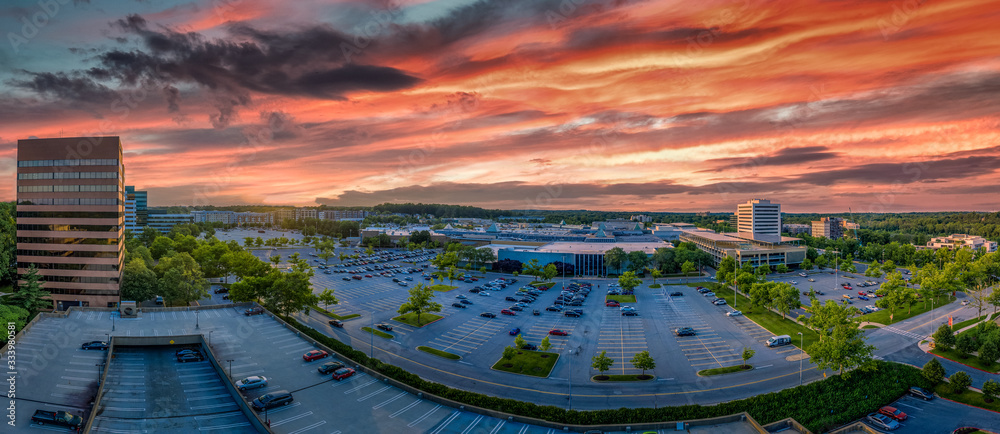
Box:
[878,406,907,421]
[302,350,329,362]
[548,329,568,336]
[858,291,866,296]
[500,309,516,316]
[365,274,373,278]
[606,301,620,307]
[331,367,356,381]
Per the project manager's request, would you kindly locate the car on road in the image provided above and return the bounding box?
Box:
[712,299,727,305]
[460,299,473,305]
[244,307,265,316]
[480,312,496,318]
[605,300,620,307]
[235,376,268,391]
[452,302,467,308]
[674,327,696,336]
[726,310,743,316]
[81,341,108,350]
[509,327,521,335]
[332,367,356,381]
[865,413,900,431]
[303,350,329,362]
[621,310,639,316]
[669,291,683,296]
[548,329,569,336]
[317,361,346,374]
[328,319,344,328]
[878,406,907,421]
[909,386,935,400]
[376,323,393,332]
[501,309,516,316]
[250,391,294,411]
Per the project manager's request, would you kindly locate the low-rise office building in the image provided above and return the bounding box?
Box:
[146,213,194,233]
[495,240,673,276]
[919,234,997,253]
[680,228,806,268]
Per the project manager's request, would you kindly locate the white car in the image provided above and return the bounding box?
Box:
[619,305,636,311]
[726,310,743,317]
[713,299,727,306]
[799,272,807,277]
[235,376,268,391]
[790,280,798,284]
[703,292,715,297]
[478,291,491,297]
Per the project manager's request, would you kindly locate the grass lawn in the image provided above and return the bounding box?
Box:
[492,350,559,377]
[594,374,654,381]
[428,284,457,292]
[392,312,443,328]
[693,283,820,353]
[311,305,360,321]
[860,294,956,325]
[929,347,1000,373]
[698,365,753,376]
[530,281,555,288]
[417,346,461,360]
[605,294,637,303]
[648,284,662,288]
[954,314,993,331]
[362,327,393,339]
[934,383,1000,413]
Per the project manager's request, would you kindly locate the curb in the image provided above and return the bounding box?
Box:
[938,395,1000,415]
[927,351,1000,374]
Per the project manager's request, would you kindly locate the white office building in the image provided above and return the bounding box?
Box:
[737,199,781,236]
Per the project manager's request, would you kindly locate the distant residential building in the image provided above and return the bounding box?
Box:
[696,211,710,217]
[191,210,235,224]
[273,209,295,224]
[235,212,273,226]
[146,212,194,233]
[630,215,652,223]
[296,208,318,220]
[319,210,371,220]
[783,224,812,235]
[812,217,845,239]
[920,234,997,253]
[16,136,125,310]
[737,199,781,236]
[651,223,692,241]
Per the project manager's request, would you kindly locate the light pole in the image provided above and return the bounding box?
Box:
[209,330,214,347]
[195,310,200,329]
[733,255,738,310]
[562,255,566,288]
[112,313,115,331]
[370,311,375,358]
[566,350,573,411]
[226,359,233,378]
[797,332,803,386]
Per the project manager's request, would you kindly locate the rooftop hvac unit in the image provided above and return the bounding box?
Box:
[120,301,138,318]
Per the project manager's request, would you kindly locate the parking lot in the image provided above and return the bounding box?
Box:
[850,390,1000,433]
[768,269,890,317]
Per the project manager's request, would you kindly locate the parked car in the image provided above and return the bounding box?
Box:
[505,296,519,302]
[500,309,516,316]
[703,292,716,297]
[456,294,467,299]
[712,299,727,305]
[250,391,294,411]
[669,291,683,296]
[376,323,393,332]
[766,335,791,347]
[81,341,108,350]
[865,413,900,431]
[177,352,204,363]
[30,410,83,429]
[564,310,581,317]
[908,386,935,400]
[332,367,356,381]
[214,287,229,294]
[452,302,467,308]
[460,299,473,305]
[303,350,329,362]
[235,376,268,391]
[532,309,540,316]
[509,305,524,311]
[244,307,264,316]
[726,310,743,316]
[548,329,569,336]
[520,343,538,351]
[674,327,696,336]
[328,319,344,328]
[878,406,907,421]
[478,291,491,297]
[621,310,639,316]
[546,305,561,312]
[343,277,352,281]
[509,327,521,336]
[317,361,346,374]
[481,312,496,318]
[605,300,620,307]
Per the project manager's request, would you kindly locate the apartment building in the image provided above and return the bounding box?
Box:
[16,136,125,310]
[812,217,845,239]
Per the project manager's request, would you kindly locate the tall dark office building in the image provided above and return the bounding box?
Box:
[125,185,148,231]
[16,136,125,310]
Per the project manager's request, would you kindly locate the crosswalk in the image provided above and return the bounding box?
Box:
[882,326,925,340]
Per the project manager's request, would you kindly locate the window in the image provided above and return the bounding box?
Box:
[17,158,119,167]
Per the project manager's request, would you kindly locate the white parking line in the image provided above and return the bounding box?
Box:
[389,400,421,418]
[461,414,484,434]
[407,404,442,427]
[429,409,461,433]
[357,385,392,402]
[343,379,378,394]
[286,421,327,434]
[372,392,407,409]
[271,411,313,427]
[197,422,253,431]
[490,420,506,434]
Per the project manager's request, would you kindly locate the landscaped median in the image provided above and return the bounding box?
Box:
[278,314,932,433]
[859,293,955,325]
[392,312,443,327]
[698,365,753,376]
[417,346,461,360]
[362,326,393,339]
[491,350,559,377]
[311,305,361,321]
[929,346,1000,374]
[605,294,636,303]
[934,383,1000,413]
[690,283,819,352]
[529,281,555,288]
[592,374,654,382]
[427,284,458,292]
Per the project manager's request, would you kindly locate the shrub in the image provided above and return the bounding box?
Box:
[978,334,1000,367]
[933,323,955,350]
[921,358,945,385]
[982,379,1000,403]
[949,371,972,394]
[956,333,978,358]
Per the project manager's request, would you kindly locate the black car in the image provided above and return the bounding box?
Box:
[546,305,561,311]
[505,296,519,302]
[532,309,540,316]
[214,287,229,294]
[251,390,294,411]
[909,386,935,400]
[519,297,535,303]
[564,310,581,317]
[452,302,467,308]
[376,323,393,332]
[509,305,524,311]
[177,353,205,363]
[175,348,200,357]
[469,288,481,293]
[520,344,538,351]
[81,341,108,350]
[674,327,696,336]
[460,299,473,305]
[328,319,344,328]
[669,291,683,296]
[622,310,639,316]
[317,361,346,374]
[480,312,496,318]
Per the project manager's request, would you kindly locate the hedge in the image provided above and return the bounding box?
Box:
[280,315,927,432]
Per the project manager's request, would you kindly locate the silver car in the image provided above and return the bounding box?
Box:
[866,413,899,431]
[235,376,268,391]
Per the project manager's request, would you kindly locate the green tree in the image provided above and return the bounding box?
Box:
[514,334,527,349]
[716,256,736,285]
[775,263,790,274]
[149,236,175,260]
[541,264,559,282]
[932,323,956,350]
[317,288,339,310]
[521,259,544,281]
[649,268,661,285]
[266,270,317,315]
[192,241,232,281]
[772,283,802,319]
[748,282,775,312]
[741,347,755,368]
[397,283,442,326]
[155,252,209,306]
[502,346,517,361]
[949,371,972,394]
[956,333,977,357]
[626,250,649,273]
[125,245,154,269]
[120,258,158,302]
[604,247,626,275]
[7,265,51,312]
[800,258,813,270]
[921,358,946,385]
[978,334,1000,367]
[982,379,1000,402]
[0,304,30,332]
[224,251,271,280]
[815,256,828,269]
[617,271,642,293]
[881,259,897,275]
[799,299,857,341]
[270,254,281,269]
[539,335,552,352]
[681,260,696,283]
[875,272,908,322]
[630,350,655,375]
[865,261,883,278]
[809,323,875,374]
[756,263,771,276]
[591,350,614,376]
[255,237,264,247]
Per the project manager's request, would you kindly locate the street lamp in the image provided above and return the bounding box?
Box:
[195,310,200,329]
[566,350,573,411]
[797,332,804,386]
[209,330,214,347]
[226,359,234,377]
[734,255,738,310]
[370,311,375,358]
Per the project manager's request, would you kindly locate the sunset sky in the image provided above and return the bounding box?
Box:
[1,0,999,212]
